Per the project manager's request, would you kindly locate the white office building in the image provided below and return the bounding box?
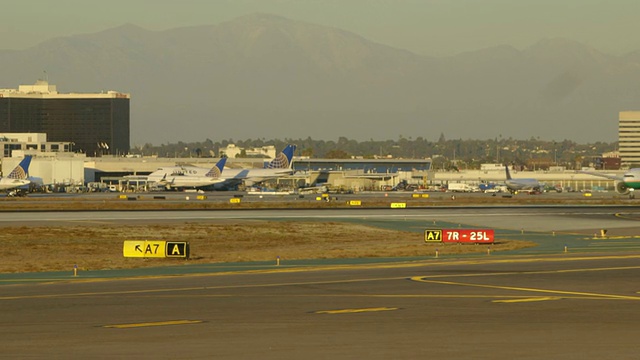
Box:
[0,133,72,158]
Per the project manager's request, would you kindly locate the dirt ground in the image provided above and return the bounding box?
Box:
[0,220,536,273]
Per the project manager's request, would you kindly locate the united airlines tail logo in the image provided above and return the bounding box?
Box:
[267,145,295,169]
[267,153,290,169]
[7,166,27,179]
[205,166,222,178]
[205,158,226,178]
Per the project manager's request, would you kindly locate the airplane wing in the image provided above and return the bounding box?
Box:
[578,171,623,181]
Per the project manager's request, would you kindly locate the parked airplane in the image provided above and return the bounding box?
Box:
[580,168,640,198]
[147,157,227,189]
[223,144,297,187]
[504,165,542,194]
[150,144,296,190]
[0,156,33,194]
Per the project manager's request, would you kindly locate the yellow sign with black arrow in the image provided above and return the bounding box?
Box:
[123,240,190,258]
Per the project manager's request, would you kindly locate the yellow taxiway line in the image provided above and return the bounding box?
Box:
[104,320,202,329]
[411,277,640,301]
[315,307,398,314]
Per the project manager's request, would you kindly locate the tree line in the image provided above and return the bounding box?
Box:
[132,135,616,170]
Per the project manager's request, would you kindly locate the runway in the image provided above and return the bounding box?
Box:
[2,205,640,358]
[1,254,640,358]
[2,206,640,234]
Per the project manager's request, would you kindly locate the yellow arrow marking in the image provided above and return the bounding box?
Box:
[104,320,202,329]
[315,307,398,314]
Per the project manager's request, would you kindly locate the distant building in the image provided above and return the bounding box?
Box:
[593,151,621,170]
[0,133,72,158]
[619,111,640,166]
[0,80,130,157]
[219,144,277,159]
[594,156,621,170]
[480,164,505,171]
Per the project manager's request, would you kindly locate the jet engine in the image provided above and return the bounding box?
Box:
[615,181,629,195]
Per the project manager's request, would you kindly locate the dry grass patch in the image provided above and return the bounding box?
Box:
[0,221,536,273]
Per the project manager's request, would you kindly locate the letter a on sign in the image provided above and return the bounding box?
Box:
[165,242,188,258]
[424,230,443,242]
[171,244,181,255]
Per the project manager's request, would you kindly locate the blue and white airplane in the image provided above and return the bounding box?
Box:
[504,165,542,194]
[148,144,296,190]
[147,157,227,189]
[218,144,296,188]
[0,156,32,192]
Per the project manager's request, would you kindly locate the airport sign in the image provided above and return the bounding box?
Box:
[424,230,443,242]
[123,240,167,258]
[390,202,407,208]
[165,242,189,258]
[424,229,494,244]
[123,240,190,258]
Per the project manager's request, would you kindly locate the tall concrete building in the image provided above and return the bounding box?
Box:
[619,111,640,166]
[0,80,130,156]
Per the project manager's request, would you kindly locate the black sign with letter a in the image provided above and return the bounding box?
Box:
[165,242,190,258]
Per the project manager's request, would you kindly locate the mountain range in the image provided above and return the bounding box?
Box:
[1,13,637,145]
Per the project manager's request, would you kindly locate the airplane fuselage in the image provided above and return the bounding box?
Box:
[505,178,540,191]
[504,165,541,193]
[0,178,30,191]
[146,170,225,189]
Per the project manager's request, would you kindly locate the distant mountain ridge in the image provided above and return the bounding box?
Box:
[0,13,637,145]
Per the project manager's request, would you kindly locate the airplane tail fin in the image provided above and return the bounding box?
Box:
[205,157,227,178]
[266,145,296,169]
[505,165,512,180]
[7,156,32,180]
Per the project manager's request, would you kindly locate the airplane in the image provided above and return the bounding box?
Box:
[227,144,297,186]
[504,165,542,194]
[0,155,33,195]
[579,168,640,198]
[147,157,227,190]
[150,144,297,190]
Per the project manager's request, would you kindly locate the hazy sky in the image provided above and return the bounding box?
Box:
[2,0,640,56]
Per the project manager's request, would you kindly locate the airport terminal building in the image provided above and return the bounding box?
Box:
[0,81,130,157]
[82,156,614,193]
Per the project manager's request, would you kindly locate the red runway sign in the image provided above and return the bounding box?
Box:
[425,229,494,244]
